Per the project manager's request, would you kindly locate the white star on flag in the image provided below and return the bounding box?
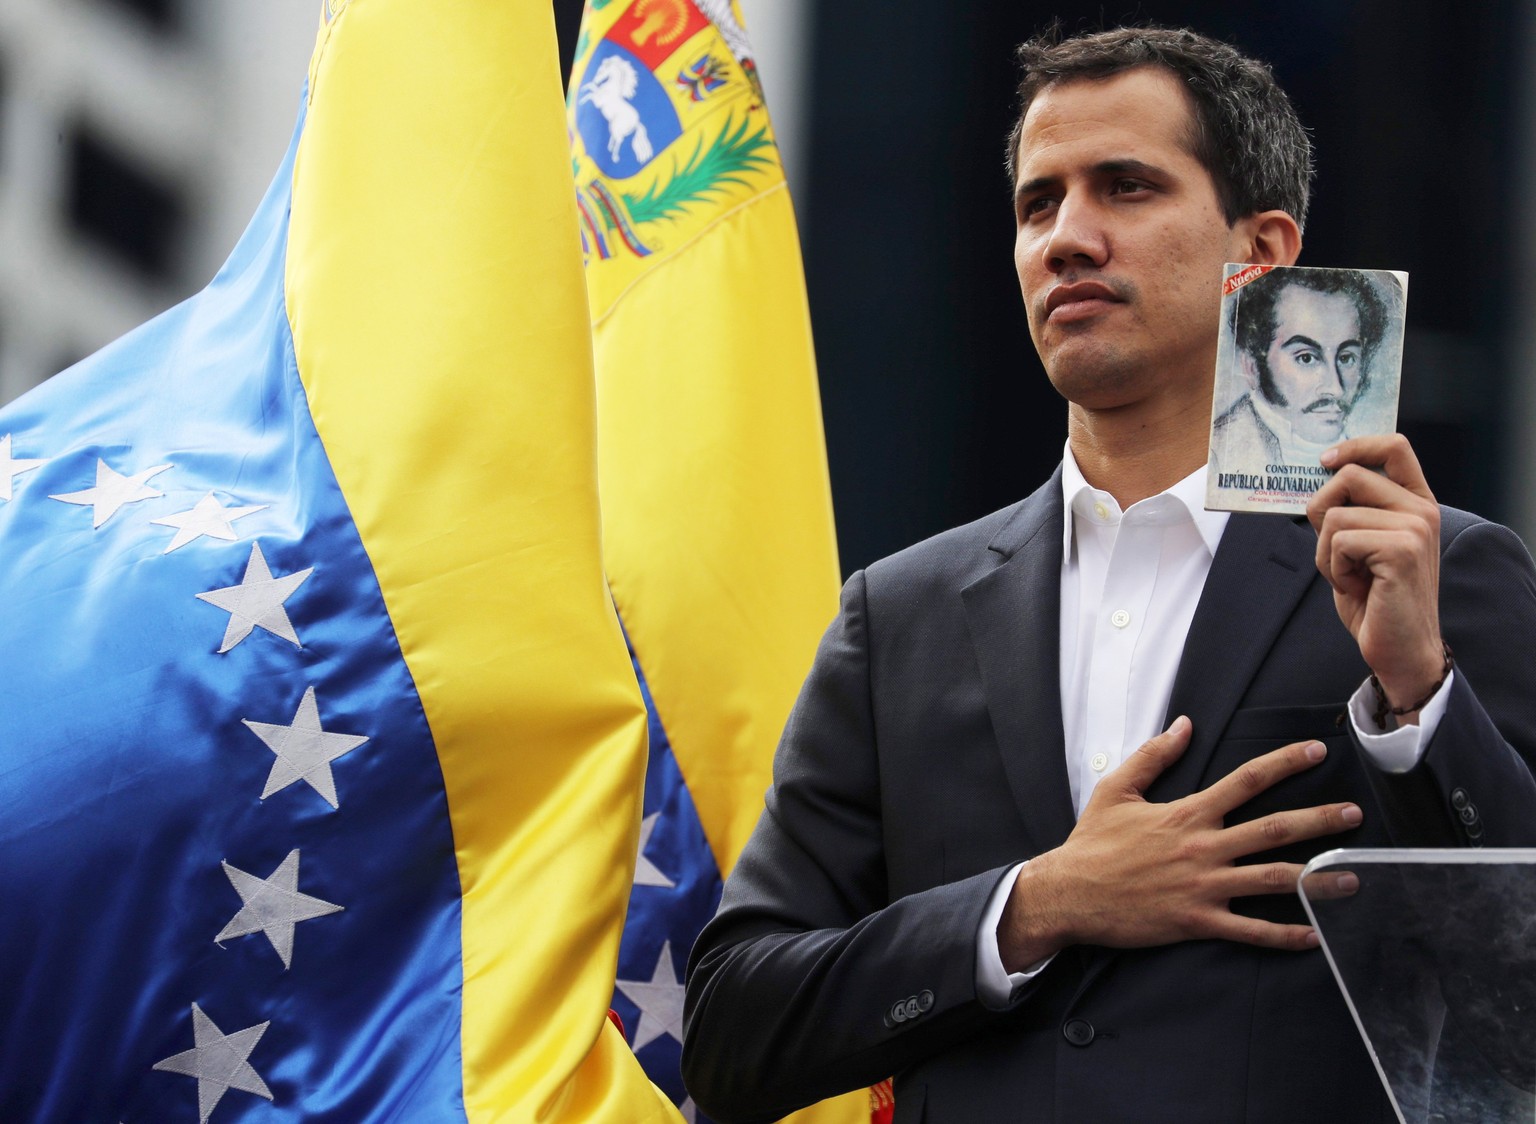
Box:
[49,458,172,527]
[0,434,45,501]
[615,940,686,1051]
[242,686,369,809]
[196,542,312,652]
[151,1003,273,1123]
[152,492,267,553]
[634,812,675,888]
[216,849,344,969]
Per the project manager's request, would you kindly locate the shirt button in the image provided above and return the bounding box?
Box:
[1090,752,1109,773]
[1110,609,1131,629]
[1093,501,1110,520]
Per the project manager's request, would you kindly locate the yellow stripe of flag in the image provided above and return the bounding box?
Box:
[286,1,680,1118]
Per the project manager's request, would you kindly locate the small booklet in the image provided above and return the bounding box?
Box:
[1205,263,1408,514]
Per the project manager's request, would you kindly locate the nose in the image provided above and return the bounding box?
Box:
[1042,195,1108,273]
[1324,351,1357,396]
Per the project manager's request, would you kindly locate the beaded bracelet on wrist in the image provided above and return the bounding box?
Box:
[1369,642,1454,730]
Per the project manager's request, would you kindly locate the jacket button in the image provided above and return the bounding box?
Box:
[1451,788,1470,811]
[903,997,921,1019]
[1063,1018,1095,1047]
[1459,804,1479,825]
[917,989,934,1012]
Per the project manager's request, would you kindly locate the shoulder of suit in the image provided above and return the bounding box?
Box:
[1440,504,1482,536]
[857,474,1058,597]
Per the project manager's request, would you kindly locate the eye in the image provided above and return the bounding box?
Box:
[1338,348,1362,368]
[1291,351,1320,367]
[1109,178,1151,197]
[1019,194,1057,220]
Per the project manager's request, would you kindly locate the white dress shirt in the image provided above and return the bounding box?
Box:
[974,446,1452,1006]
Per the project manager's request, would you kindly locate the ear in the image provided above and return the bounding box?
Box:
[1232,209,1302,267]
[1238,348,1262,391]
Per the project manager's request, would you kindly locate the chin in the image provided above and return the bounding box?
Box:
[1297,420,1346,445]
[1045,359,1145,411]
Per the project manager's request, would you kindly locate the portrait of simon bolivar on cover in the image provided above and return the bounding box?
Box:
[1207,263,1408,514]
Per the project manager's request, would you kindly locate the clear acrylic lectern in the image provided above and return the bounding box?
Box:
[1300,849,1536,1124]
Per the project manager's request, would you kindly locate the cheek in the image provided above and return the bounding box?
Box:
[1013,232,1036,287]
[1014,238,1046,326]
[1266,351,1294,390]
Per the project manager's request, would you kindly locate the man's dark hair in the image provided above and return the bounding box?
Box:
[1234,268,1399,403]
[1006,25,1314,231]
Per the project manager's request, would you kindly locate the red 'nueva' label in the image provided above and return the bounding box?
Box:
[1222,263,1274,295]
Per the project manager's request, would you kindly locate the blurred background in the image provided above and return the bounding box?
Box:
[3,0,1531,575]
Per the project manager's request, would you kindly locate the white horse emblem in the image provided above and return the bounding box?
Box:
[579,55,654,165]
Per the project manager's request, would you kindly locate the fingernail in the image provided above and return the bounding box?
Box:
[1321,447,1338,467]
[1341,804,1362,826]
[1335,873,1360,894]
[1304,930,1320,948]
[1305,741,1326,762]
[1168,715,1190,735]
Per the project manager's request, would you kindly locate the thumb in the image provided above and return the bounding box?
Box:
[1100,715,1193,801]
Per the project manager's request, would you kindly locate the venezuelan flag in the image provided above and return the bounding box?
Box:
[0,1,678,1120]
[569,3,855,1120]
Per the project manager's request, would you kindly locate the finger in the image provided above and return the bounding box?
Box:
[1308,462,1438,532]
[1321,433,1431,497]
[1324,527,1428,601]
[1099,715,1192,800]
[1216,801,1363,862]
[1204,912,1320,952]
[1316,505,1418,533]
[1197,739,1327,817]
[1219,864,1362,902]
[1313,508,1426,593]
[1298,869,1360,903]
[1218,861,1310,898]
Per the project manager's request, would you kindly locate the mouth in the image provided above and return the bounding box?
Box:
[1044,281,1124,324]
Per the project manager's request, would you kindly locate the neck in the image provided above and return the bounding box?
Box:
[1066,396,1211,508]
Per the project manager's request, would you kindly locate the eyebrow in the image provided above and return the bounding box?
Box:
[1014,159,1168,201]
[1279,334,1363,350]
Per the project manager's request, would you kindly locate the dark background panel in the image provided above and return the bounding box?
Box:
[556,1,1522,577]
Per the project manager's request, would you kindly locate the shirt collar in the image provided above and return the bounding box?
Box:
[1060,441,1228,560]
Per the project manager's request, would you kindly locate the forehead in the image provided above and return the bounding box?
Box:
[1271,286,1361,336]
[1014,67,1203,182]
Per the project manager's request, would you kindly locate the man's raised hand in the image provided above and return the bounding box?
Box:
[1310,434,1444,724]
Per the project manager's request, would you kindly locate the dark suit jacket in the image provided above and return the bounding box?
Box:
[683,470,1536,1124]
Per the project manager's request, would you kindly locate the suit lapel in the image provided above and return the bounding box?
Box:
[1145,511,1321,803]
[961,473,1076,856]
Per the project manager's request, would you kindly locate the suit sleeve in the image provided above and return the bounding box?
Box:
[1357,518,1536,847]
[681,570,1017,1123]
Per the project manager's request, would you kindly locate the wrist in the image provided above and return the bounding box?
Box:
[998,851,1072,972]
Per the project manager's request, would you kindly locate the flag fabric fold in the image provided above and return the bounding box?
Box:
[0,1,677,1120]
[569,3,856,1120]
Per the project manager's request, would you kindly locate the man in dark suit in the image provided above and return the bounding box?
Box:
[682,26,1536,1123]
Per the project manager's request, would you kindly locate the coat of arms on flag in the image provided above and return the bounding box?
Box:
[569,0,778,303]
[568,2,858,1121]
